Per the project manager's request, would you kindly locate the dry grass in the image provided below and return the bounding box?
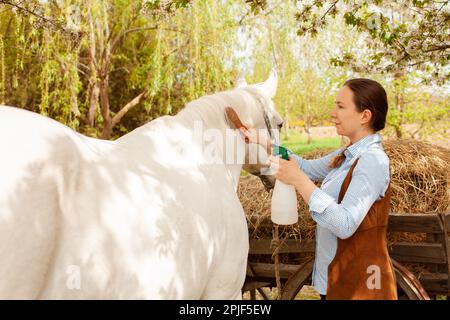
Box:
[386,140,450,214]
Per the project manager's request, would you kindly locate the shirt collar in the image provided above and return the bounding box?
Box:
[343,133,382,159]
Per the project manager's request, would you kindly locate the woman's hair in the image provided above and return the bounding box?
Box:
[329,151,346,169]
[344,78,388,132]
[328,78,388,169]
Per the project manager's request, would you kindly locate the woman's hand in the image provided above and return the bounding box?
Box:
[239,125,258,144]
[239,125,272,154]
[267,155,318,204]
[267,155,302,186]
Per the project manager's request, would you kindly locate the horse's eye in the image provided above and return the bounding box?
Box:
[278,122,283,130]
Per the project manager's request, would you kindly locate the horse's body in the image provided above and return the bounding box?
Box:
[0,72,281,299]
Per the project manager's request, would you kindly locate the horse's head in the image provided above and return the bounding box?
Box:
[229,69,284,191]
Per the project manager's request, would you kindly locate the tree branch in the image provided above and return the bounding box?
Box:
[423,44,450,52]
[0,0,66,32]
[111,89,148,127]
[300,0,339,34]
[162,38,191,61]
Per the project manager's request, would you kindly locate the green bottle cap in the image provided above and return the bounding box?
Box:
[272,145,289,160]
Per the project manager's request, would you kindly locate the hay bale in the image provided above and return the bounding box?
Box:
[239,140,450,242]
[385,139,450,214]
[385,140,450,246]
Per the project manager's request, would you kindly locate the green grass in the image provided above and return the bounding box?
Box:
[280,130,341,156]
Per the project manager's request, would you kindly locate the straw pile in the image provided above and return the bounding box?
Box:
[239,140,450,266]
[387,140,450,214]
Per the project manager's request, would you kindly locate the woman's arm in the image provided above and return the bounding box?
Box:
[239,126,340,181]
[308,151,390,239]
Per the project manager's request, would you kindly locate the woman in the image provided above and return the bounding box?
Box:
[240,78,397,300]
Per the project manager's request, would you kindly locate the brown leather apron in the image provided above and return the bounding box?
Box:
[326,158,398,300]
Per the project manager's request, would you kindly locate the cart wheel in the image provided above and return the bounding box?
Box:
[280,258,314,300]
[392,259,430,300]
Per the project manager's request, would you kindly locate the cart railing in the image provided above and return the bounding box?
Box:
[244,211,450,299]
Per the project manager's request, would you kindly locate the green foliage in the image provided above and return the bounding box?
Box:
[253,0,449,85]
[0,34,4,104]
[246,0,267,14]
[385,72,450,139]
[0,0,243,138]
[0,0,448,142]
[143,0,192,16]
[242,2,350,137]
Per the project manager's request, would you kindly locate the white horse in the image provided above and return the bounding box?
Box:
[0,70,283,299]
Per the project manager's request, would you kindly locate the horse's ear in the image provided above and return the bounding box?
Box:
[235,71,247,88]
[260,68,278,98]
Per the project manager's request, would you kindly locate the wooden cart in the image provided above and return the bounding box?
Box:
[243,211,450,300]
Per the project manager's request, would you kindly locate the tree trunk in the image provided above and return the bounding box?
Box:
[99,73,112,139]
[99,3,112,140]
[394,91,404,139]
[88,1,148,139]
[88,83,100,127]
[394,72,405,139]
[283,110,289,138]
[87,3,99,128]
[394,124,403,139]
[304,118,312,145]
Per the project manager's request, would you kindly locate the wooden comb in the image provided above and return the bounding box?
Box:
[225,106,249,143]
[225,106,247,130]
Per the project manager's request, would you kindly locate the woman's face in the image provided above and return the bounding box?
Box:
[331,86,370,138]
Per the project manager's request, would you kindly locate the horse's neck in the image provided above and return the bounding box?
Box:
[122,96,247,191]
[172,102,246,191]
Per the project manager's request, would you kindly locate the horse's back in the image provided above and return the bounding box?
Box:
[0,106,249,299]
[0,106,88,298]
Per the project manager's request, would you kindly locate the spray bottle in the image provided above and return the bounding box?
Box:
[270,145,298,225]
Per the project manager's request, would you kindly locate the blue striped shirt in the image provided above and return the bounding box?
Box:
[284,133,390,295]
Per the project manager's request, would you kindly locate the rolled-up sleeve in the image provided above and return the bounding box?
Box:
[309,151,390,239]
[308,188,335,213]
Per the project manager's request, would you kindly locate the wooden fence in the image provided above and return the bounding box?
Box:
[244,211,450,299]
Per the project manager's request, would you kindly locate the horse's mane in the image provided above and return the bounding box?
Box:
[127,86,268,149]
[174,87,261,130]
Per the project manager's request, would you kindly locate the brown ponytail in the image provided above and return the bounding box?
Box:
[328,151,346,169]
[328,143,352,169]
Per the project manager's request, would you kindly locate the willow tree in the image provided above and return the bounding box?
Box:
[104,0,245,138]
[0,0,196,138]
[0,1,82,129]
[0,0,244,139]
